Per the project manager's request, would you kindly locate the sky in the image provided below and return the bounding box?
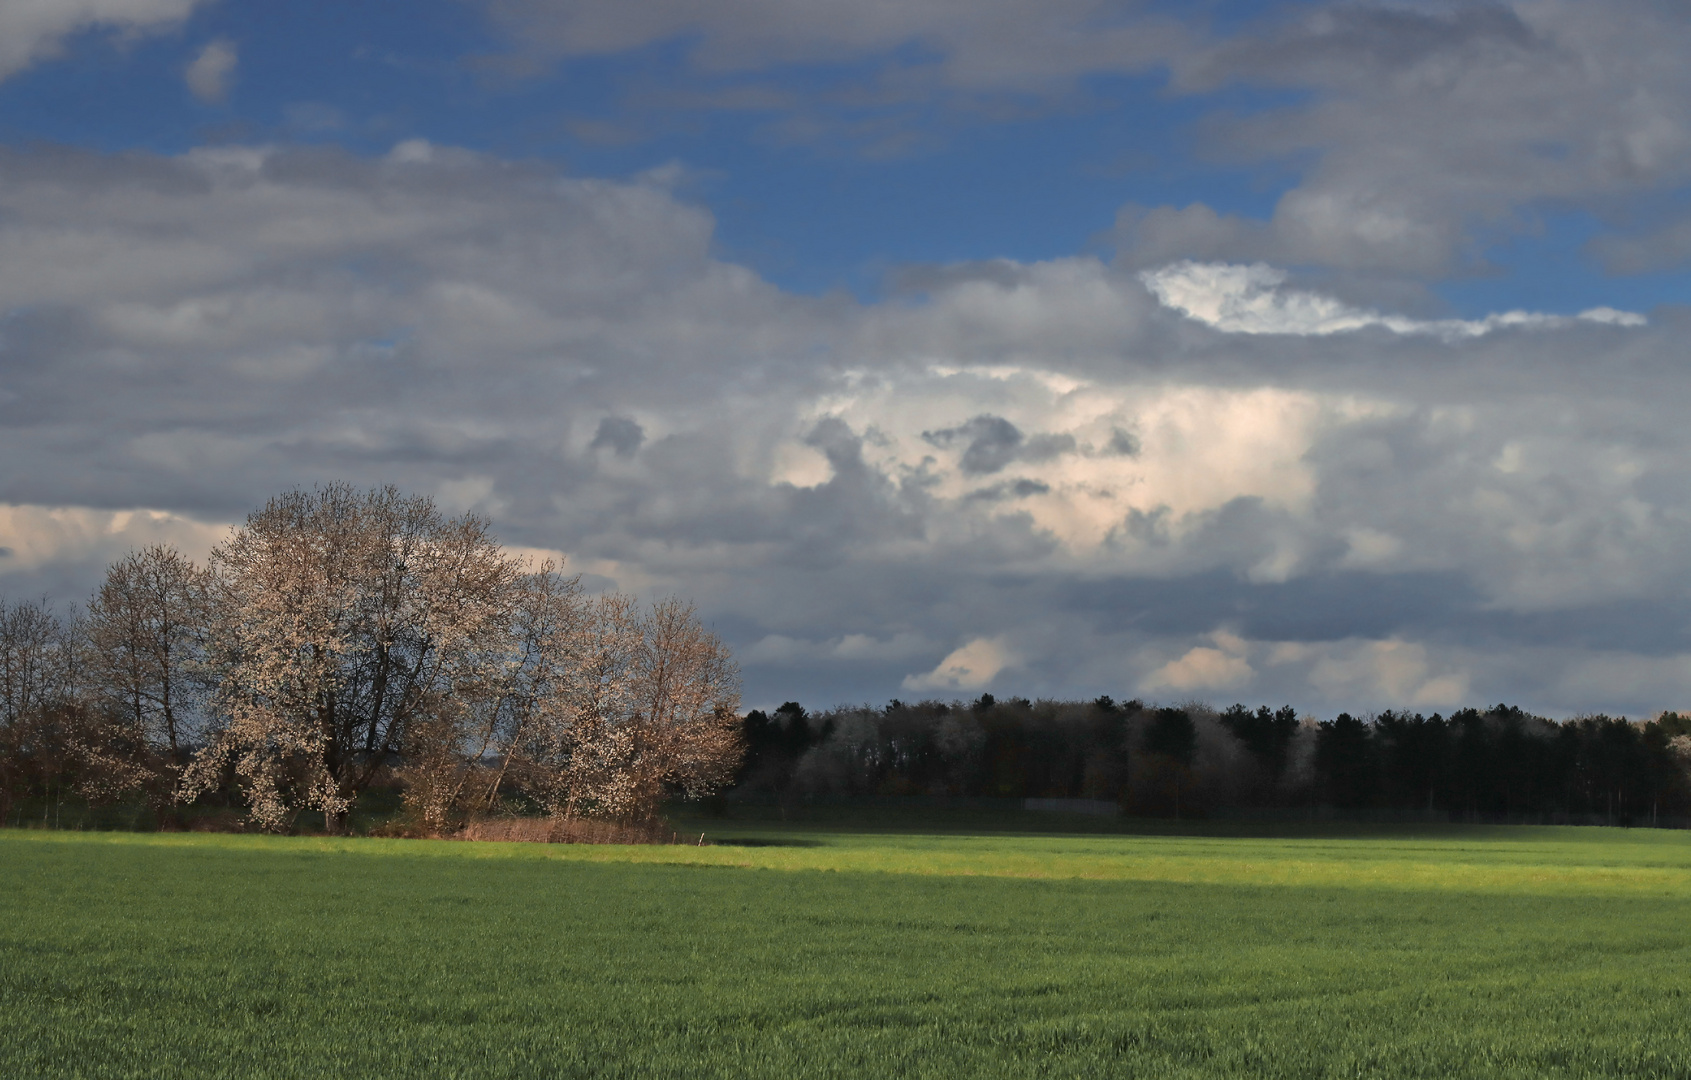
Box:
[2,0,1691,717]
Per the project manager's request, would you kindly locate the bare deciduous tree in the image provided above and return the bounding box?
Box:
[85,545,210,763]
[0,599,76,824]
[0,598,75,730]
[0,601,147,820]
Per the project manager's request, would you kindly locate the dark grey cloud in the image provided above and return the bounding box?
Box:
[1106,428,1141,456]
[1175,5,1542,92]
[390,1,1691,710]
[921,415,1077,475]
[924,415,1022,475]
[967,478,1051,502]
[473,0,1191,156]
[589,417,644,458]
[479,0,1184,86]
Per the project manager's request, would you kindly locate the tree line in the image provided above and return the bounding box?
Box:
[0,484,743,834]
[737,696,1691,825]
[8,485,1691,833]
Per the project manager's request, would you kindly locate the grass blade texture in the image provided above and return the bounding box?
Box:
[3,822,1690,1078]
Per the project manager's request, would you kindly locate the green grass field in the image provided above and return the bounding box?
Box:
[4,817,1691,1078]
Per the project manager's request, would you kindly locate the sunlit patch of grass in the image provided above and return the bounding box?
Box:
[4,823,1691,1077]
[13,818,1691,896]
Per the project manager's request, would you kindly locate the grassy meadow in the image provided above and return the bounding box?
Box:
[3,816,1691,1078]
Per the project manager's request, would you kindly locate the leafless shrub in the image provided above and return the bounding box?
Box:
[185,809,250,833]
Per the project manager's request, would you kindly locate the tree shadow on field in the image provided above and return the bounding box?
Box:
[708,837,827,848]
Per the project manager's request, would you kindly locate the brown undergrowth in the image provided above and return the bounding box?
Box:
[453,816,702,845]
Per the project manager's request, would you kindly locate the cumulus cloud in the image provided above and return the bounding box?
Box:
[1141,261,1646,339]
[812,359,1336,556]
[0,504,226,572]
[903,637,1013,692]
[0,0,207,81]
[1,139,1690,715]
[1306,638,1469,709]
[1143,631,1253,694]
[185,38,237,103]
[0,503,229,602]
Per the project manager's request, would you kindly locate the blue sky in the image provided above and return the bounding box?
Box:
[0,3,1254,294]
[6,0,1680,310]
[3,0,1691,715]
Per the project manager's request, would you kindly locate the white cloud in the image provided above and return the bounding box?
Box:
[0,0,207,81]
[768,441,833,488]
[185,38,237,103]
[504,544,571,571]
[1138,632,1477,712]
[1338,527,1404,570]
[742,634,813,665]
[1143,631,1253,694]
[805,338,1350,558]
[833,632,934,662]
[1140,261,1647,339]
[903,637,1012,692]
[0,504,227,576]
[1307,639,1468,708]
[746,631,934,666]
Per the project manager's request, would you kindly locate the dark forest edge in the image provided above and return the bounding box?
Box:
[729,696,1691,828]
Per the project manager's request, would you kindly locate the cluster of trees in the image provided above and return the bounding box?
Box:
[737,696,1691,824]
[0,485,743,833]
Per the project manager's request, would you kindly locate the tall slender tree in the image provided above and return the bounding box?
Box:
[86,545,210,762]
[0,599,80,824]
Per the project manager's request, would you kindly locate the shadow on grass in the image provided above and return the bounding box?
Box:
[668,803,1668,844]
